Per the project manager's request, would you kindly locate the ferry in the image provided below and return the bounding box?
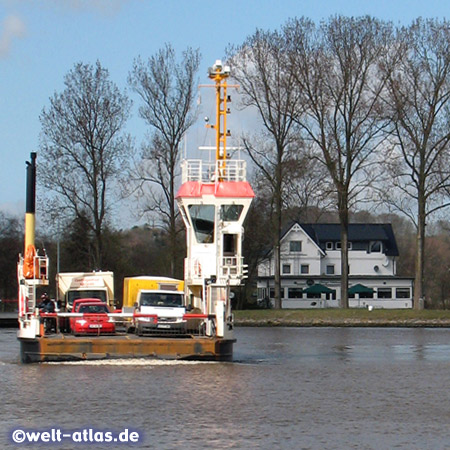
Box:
[17,60,254,363]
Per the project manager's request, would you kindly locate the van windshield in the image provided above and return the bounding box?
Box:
[140,293,183,307]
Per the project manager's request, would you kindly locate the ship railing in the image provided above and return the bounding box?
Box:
[185,256,248,283]
[33,254,49,281]
[38,311,217,338]
[221,256,247,279]
[181,159,247,183]
[18,254,49,283]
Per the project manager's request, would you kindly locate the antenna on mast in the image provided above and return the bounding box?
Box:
[199,60,238,180]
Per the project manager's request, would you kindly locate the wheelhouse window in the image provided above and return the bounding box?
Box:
[290,241,302,252]
[188,205,215,244]
[282,264,291,274]
[220,204,244,221]
[300,264,309,274]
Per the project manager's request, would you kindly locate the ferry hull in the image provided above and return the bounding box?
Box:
[19,335,235,363]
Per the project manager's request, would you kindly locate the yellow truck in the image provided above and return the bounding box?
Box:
[123,276,186,335]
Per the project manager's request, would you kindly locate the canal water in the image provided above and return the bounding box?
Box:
[1,326,450,449]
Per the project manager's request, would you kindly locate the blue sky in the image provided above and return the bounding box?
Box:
[1,0,449,223]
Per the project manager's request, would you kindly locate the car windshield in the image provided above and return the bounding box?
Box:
[140,293,183,307]
[79,304,109,314]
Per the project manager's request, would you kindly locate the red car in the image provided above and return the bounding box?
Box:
[71,302,115,336]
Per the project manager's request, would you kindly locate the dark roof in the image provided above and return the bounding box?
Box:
[283,222,399,257]
[348,283,374,294]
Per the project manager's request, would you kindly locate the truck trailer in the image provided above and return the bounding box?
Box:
[56,272,114,311]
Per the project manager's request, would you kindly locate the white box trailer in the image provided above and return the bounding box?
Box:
[56,271,114,311]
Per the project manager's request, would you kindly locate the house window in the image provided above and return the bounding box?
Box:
[336,241,352,249]
[396,288,411,299]
[269,288,286,298]
[288,288,303,298]
[282,264,291,274]
[326,242,333,250]
[301,264,309,274]
[290,241,302,252]
[370,241,382,253]
[336,241,341,249]
[360,291,374,299]
[377,288,392,298]
[326,265,335,275]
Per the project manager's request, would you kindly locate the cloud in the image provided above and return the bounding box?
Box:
[0,14,26,58]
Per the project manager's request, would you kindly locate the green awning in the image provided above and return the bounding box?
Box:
[303,283,335,294]
[348,283,374,295]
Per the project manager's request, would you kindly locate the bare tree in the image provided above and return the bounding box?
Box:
[128,44,200,278]
[286,16,394,307]
[380,18,450,309]
[283,139,335,222]
[227,28,304,309]
[39,60,132,269]
[0,211,22,299]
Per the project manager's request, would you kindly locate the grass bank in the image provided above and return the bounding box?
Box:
[233,309,450,327]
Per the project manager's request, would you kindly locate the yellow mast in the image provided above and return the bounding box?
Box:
[202,60,238,181]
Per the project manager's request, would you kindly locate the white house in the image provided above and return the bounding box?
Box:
[257,222,414,309]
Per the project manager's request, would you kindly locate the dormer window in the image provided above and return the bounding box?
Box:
[370,241,382,253]
[326,242,333,250]
[336,241,352,250]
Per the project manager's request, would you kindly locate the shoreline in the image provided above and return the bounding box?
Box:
[233,309,450,328]
[234,318,450,328]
